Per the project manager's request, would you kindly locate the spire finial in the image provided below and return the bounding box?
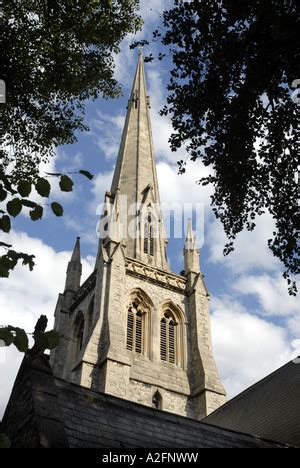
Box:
[185,219,196,250]
[71,236,81,262]
[65,237,82,292]
[138,45,143,57]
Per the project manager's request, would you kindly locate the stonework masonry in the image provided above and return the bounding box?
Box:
[50,52,226,420]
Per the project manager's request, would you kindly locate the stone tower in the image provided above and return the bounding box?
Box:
[50,52,226,419]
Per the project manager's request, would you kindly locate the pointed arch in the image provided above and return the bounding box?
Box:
[73,311,85,357]
[126,289,152,356]
[160,301,186,368]
[143,213,155,257]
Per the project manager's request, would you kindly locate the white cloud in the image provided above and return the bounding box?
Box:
[158,161,213,208]
[211,296,300,399]
[90,111,125,161]
[91,170,114,213]
[207,212,280,274]
[234,273,300,319]
[113,0,172,87]
[0,231,94,418]
[63,216,99,248]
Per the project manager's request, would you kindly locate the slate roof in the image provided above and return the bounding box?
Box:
[1,355,291,448]
[204,358,300,448]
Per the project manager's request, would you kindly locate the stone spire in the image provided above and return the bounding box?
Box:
[107,51,168,270]
[184,220,200,274]
[64,237,82,293]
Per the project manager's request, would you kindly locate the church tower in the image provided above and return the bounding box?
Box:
[50,52,226,419]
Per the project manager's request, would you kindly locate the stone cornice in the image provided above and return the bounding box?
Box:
[126,257,187,294]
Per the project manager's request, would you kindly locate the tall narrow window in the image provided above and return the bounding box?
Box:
[150,225,154,256]
[144,222,149,255]
[160,318,167,361]
[160,311,178,365]
[135,312,143,353]
[126,304,144,354]
[127,309,134,350]
[76,316,85,357]
[144,214,155,257]
[168,320,175,364]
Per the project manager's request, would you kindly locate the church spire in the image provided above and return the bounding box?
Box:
[107,52,168,269]
[184,220,200,274]
[64,237,82,292]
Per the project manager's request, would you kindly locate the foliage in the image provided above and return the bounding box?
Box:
[0,1,141,369]
[0,315,58,447]
[0,169,94,278]
[0,315,59,354]
[0,0,141,276]
[157,0,299,294]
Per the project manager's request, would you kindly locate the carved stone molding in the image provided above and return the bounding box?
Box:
[126,258,187,293]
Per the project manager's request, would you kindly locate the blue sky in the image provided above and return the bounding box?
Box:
[0,1,299,417]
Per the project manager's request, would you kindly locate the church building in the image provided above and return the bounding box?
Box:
[50,50,226,420]
[2,53,299,449]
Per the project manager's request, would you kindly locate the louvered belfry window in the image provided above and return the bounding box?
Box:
[160,311,177,364]
[144,214,155,257]
[160,318,167,361]
[127,303,144,354]
[127,309,134,351]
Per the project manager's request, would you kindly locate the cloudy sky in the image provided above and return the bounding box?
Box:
[1,1,299,417]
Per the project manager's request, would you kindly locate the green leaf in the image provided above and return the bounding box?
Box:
[19,253,35,271]
[59,175,74,192]
[44,330,60,350]
[22,199,37,209]
[0,242,12,249]
[35,178,51,198]
[45,172,62,177]
[79,170,94,180]
[6,198,22,217]
[29,205,43,221]
[0,256,10,277]
[0,433,11,449]
[51,202,63,217]
[18,180,32,197]
[0,215,11,233]
[0,186,7,202]
[33,331,48,350]
[13,328,29,352]
[0,328,14,346]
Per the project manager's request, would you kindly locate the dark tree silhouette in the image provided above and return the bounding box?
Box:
[159,0,299,294]
[0,0,141,277]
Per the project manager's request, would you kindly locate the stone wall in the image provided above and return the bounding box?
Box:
[51,248,226,420]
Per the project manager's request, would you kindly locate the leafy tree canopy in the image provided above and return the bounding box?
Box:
[0,0,142,276]
[0,1,141,365]
[155,0,299,294]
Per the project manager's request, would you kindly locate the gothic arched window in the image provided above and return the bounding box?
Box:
[144,214,155,257]
[74,313,85,357]
[127,303,145,354]
[160,305,185,367]
[126,291,151,356]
